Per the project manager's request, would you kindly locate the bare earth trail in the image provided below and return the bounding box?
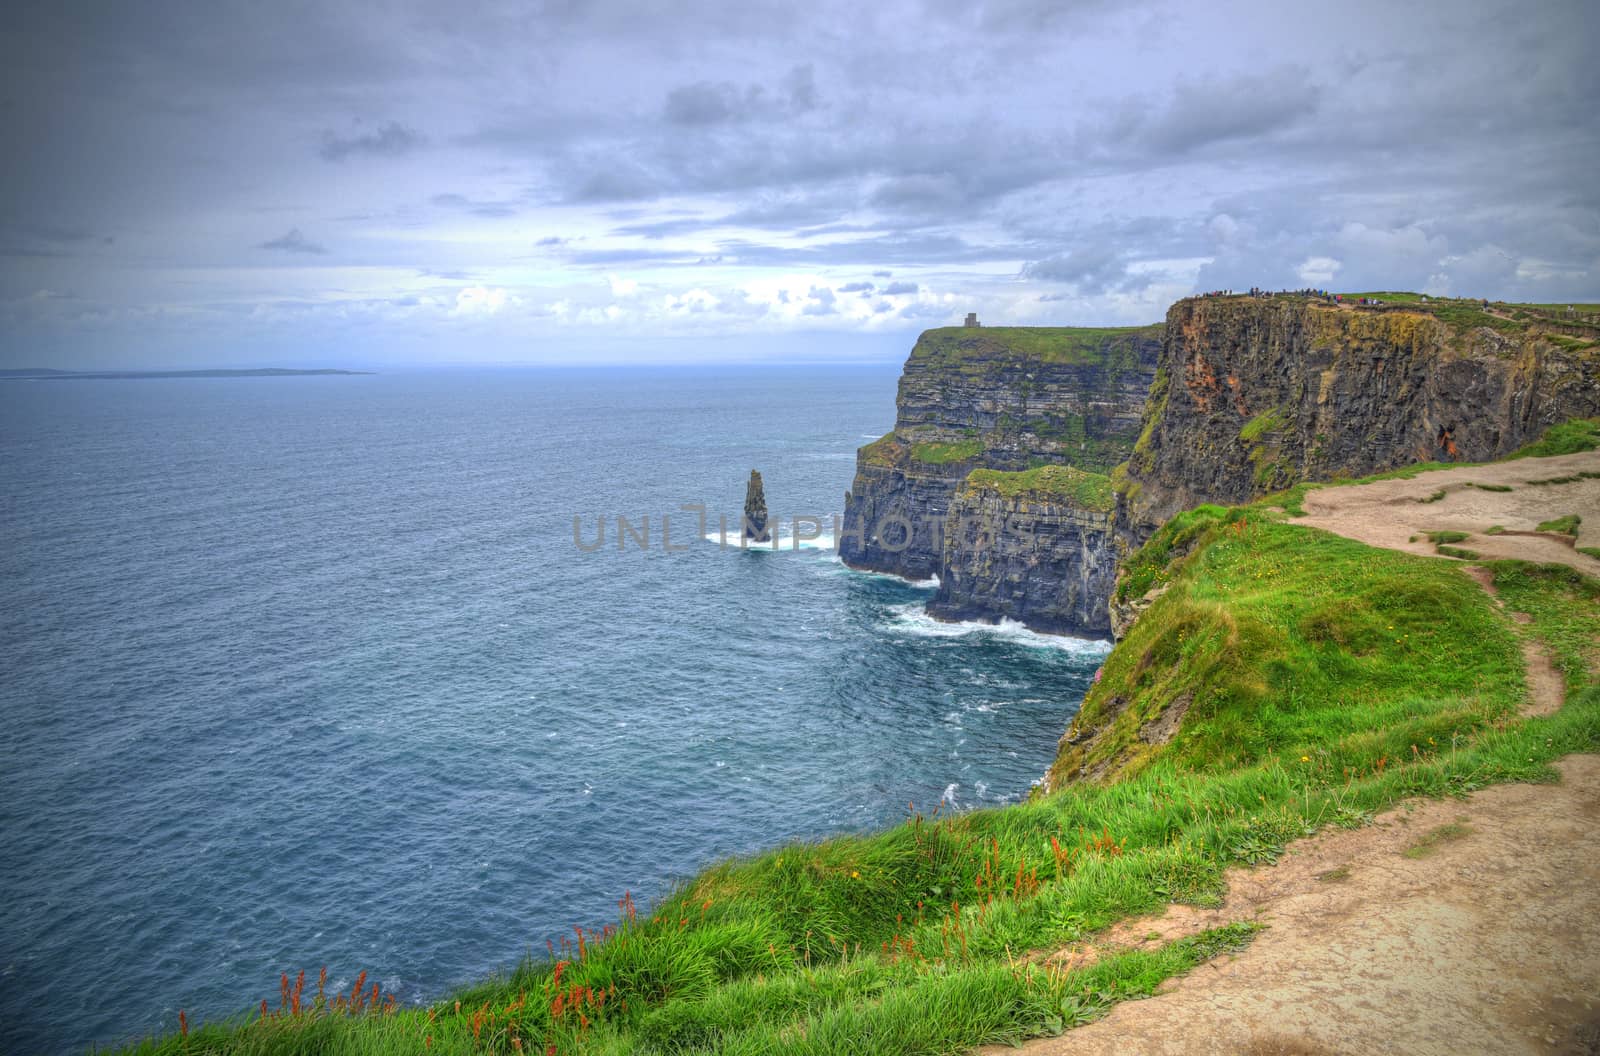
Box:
[991,757,1600,1056]
[994,451,1600,1056]
[1293,450,1600,577]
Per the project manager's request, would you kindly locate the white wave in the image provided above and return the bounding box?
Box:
[880,603,1113,654]
[837,564,940,588]
[701,517,839,551]
[942,782,959,808]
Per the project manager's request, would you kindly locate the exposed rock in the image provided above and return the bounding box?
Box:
[929,466,1119,635]
[1108,583,1167,640]
[1118,297,1600,548]
[840,325,1163,586]
[743,469,770,542]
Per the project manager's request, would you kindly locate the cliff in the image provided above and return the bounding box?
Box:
[1118,296,1600,545]
[927,465,1119,634]
[840,325,1162,584]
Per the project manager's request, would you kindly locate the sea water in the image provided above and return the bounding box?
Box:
[0,367,1106,1053]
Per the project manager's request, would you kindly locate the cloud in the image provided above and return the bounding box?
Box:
[257,228,327,254]
[1022,245,1156,294]
[4,0,1595,365]
[838,281,874,293]
[1095,67,1321,158]
[1296,256,1341,284]
[432,192,517,218]
[662,64,818,126]
[452,286,508,314]
[802,285,837,315]
[319,121,424,162]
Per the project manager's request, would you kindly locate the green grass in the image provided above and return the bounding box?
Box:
[1435,545,1480,560]
[1240,408,1288,443]
[859,431,905,467]
[1426,531,1470,544]
[1333,292,1527,334]
[961,465,1115,510]
[1520,303,1600,313]
[1580,547,1600,561]
[910,439,984,465]
[1064,506,1527,785]
[909,325,1162,369]
[1467,482,1513,493]
[1508,418,1600,459]
[1489,562,1600,697]
[1536,514,1581,536]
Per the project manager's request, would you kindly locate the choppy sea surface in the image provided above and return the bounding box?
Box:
[0,367,1106,1054]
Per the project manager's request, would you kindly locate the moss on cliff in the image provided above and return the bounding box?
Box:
[960,464,1115,511]
[858,431,907,467]
[1239,407,1288,442]
[911,438,985,464]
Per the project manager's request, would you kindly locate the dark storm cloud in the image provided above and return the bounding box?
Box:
[662,66,817,126]
[1022,246,1151,294]
[319,122,424,162]
[257,229,327,254]
[1097,68,1321,157]
[4,0,1596,364]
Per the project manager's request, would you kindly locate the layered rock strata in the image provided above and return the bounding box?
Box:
[839,326,1163,585]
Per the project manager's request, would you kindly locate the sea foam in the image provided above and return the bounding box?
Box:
[880,602,1113,655]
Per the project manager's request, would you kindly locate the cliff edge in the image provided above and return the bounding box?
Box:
[840,324,1161,630]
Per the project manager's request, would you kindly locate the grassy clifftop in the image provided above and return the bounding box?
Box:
[908,325,1163,370]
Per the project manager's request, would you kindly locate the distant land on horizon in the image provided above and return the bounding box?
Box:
[0,367,375,380]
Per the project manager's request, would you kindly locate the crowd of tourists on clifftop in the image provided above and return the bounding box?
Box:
[1196,288,1425,307]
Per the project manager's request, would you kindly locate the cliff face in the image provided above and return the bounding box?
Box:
[1119,297,1600,544]
[927,466,1119,634]
[840,326,1162,584]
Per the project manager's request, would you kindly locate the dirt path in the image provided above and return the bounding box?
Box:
[1462,565,1567,717]
[1292,450,1600,576]
[990,756,1600,1056]
[991,452,1600,1055]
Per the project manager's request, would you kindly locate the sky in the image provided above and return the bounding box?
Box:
[2,0,1596,368]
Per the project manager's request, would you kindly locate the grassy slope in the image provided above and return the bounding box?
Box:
[119,437,1600,1056]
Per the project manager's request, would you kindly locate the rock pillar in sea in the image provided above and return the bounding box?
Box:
[743,469,771,543]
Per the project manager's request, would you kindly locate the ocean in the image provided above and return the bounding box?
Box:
[0,367,1107,1054]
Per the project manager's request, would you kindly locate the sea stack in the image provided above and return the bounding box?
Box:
[743,469,771,543]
